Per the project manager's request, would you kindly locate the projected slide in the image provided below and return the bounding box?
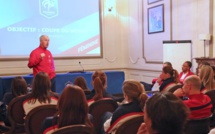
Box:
[0,0,101,57]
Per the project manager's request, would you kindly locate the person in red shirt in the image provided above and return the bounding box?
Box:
[179,61,194,84]
[28,35,56,92]
[175,75,212,119]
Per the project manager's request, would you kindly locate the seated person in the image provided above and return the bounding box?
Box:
[103,80,148,133]
[41,85,93,134]
[198,65,215,93]
[197,61,210,76]
[74,76,90,91]
[3,76,28,105]
[1,76,28,126]
[141,61,172,91]
[137,92,189,134]
[179,61,194,83]
[174,75,212,119]
[159,66,180,92]
[22,72,59,115]
[86,71,113,101]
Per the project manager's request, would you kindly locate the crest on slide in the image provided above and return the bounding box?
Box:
[39,0,59,19]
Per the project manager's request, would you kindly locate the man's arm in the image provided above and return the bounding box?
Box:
[27,51,43,68]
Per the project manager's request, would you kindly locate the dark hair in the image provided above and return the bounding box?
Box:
[123,80,148,109]
[92,71,107,101]
[185,61,192,68]
[57,85,92,128]
[163,66,179,83]
[11,76,28,97]
[163,61,172,67]
[74,76,89,91]
[28,72,51,103]
[145,92,189,134]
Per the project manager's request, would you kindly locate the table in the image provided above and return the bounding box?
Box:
[0,71,125,100]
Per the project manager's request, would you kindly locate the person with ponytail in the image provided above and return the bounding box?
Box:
[86,71,113,105]
[159,66,180,92]
[41,85,93,134]
[103,80,148,133]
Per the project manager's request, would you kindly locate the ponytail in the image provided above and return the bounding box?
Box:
[172,69,179,83]
[138,93,148,109]
[93,77,104,101]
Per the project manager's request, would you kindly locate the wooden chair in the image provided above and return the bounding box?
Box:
[205,90,215,126]
[84,90,91,95]
[52,124,93,134]
[89,98,118,133]
[168,84,183,93]
[184,115,212,134]
[25,104,57,134]
[106,112,144,134]
[6,95,26,134]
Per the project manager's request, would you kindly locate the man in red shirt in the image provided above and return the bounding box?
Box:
[181,75,212,119]
[28,35,56,92]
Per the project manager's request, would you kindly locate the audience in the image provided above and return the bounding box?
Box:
[198,65,215,93]
[174,75,212,119]
[41,85,93,134]
[159,65,179,92]
[103,80,148,133]
[141,62,172,91]
[3,76,28,105]
[137,92,189,134]
[22,72,59,115]
[74,76,90,91]
[87,71,113,105]
[178,61,194,83]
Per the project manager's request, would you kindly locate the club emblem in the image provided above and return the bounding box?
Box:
[39,0,58,19]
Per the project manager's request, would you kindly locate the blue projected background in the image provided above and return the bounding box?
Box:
[0,0,101,57]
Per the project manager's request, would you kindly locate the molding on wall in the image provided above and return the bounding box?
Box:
[142,0,172,64]
[105,57,118,62]
[129,56,139,64]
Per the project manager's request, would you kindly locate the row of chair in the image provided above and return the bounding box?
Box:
[3,96,144,134]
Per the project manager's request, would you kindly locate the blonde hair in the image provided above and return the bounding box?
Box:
[184,75,202,90]
[122,80,148,109]
[199,65,215,91]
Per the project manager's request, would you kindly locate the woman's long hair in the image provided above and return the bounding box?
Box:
[199,65,215,91]
[162,66,179,83]
[74,76,89,91]
[92,71,107,101]
[122,80,148,109]
[28,72,51,103]
[57,85,92,128]
[11,76,28,97]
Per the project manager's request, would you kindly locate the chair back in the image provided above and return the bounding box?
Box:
[107,112,143,134]
[205,90,215,111]
[184,115,212,134]
[205,90,215,127]
[84,90,91,95]
[89,98,118,133]
[25,104,57,134]
[7,95,25,134]
[168,84,183,93]
[52,124,93,134]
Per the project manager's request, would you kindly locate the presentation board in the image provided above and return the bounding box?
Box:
[163,40,192,73]
[0,0,101,58]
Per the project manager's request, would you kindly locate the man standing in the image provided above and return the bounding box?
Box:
[28,35,56,92]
